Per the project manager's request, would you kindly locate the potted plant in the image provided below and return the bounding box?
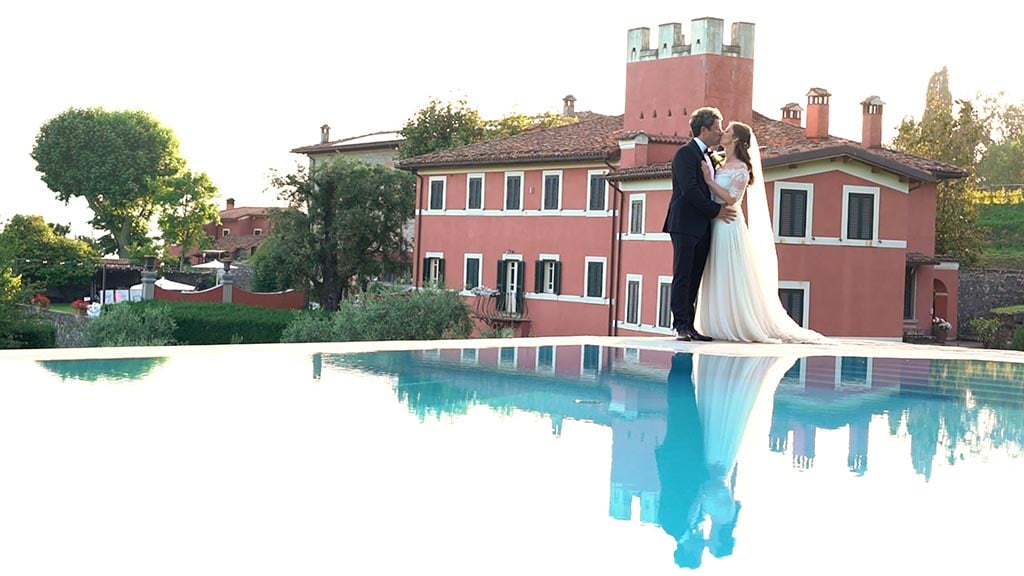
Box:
[932,316,952,344]
[70,298,90,317]
[30,293,51,309]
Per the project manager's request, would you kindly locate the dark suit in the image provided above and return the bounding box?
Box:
[663,139,723,333]
[655,353,709,567]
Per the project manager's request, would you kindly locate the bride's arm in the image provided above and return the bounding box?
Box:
[701,164,744,205]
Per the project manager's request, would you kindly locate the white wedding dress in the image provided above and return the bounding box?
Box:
[695,164,829,344]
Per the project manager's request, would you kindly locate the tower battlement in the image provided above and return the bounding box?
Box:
[627,17,755,62]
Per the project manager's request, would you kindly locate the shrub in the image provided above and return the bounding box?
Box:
[131,300,297,345]
[83,303,177,347]
[968,317,1003,349]
[281,287,473,343]
[1012,326,1024,352]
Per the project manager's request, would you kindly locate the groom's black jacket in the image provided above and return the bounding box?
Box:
[663,139,723,239]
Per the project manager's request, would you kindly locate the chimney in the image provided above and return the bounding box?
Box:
[781,102,803,127]
[805,87,831,140]
[562,94,576,117]
[861,96,885,148]
[226,198,235,210]
[320,124,330,144]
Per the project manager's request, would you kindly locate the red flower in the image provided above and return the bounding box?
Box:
[70,299,89,310]
[30,293,51,308]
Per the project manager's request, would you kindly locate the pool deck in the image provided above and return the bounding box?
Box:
[2,336,1023,364]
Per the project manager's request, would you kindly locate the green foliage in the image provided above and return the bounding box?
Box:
[398,98,578,160]
[10,321,57,349]
[992,304,1024,314]
[156,170,220,269]
[0,214,100,294]
[281,287,473,343]
[968,317,1003,348]
[131,300,297,345]
[976,200,1024,258]
[1012,326,1024,351]
[83,302,177,347]
[31,107,187,258]
[264,159,415,311]
[39,357,167,382]
[398,98,485,158]
[891,67,987,266]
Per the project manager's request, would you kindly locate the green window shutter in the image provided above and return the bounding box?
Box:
[534,260,543,292]
[553,261,561,295]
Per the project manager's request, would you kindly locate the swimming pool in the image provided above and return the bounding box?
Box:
[2,339,1023,574]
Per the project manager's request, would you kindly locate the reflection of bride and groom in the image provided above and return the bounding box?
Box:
[655,352,797,569]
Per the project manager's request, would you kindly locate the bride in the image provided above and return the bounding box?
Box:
[694,121,829,344]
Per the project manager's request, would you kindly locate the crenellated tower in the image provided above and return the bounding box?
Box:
[623,17,755,137]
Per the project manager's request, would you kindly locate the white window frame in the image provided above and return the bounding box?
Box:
[778,280,811,328]
[584,256,607,300]
[541,170,562,211]
[461,348,479,365]
[463,253,482,292]
[624,274,643,326]
[773,181,814,239]
[580,344,603,377]
[498,346,518,370]
[656,275,673,329]
[425,251,444,286]
[628,193,646,235]
[587,169,609,212]
[504,171,524,211]
[253,228,263,237]
[222,229,230,237]
[535,345,556,373]
[427,176,447,212]
[538,253,559,295]
[835,356,873,389]
[466,173,485,211]
[841,185,880,243]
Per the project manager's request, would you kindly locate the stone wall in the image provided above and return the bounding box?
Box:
[958,268,1024,334]
[23,307,91,348]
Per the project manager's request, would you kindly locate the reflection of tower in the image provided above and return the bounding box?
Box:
[312,353,322,380]
[551,414,563,437]
[792,423,816,470]
[608,381,666,523]
[768,411,789,453]
[848,414,870,474]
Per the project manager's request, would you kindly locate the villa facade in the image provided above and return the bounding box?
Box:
[398,16,965,340]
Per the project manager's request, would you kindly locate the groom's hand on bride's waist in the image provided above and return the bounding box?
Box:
[717,206,737,223]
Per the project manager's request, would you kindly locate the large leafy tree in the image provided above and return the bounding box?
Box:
[0,214,100,294]
[254,158,415,311]
[31,107,186,258]
[156,170,221,269]
[891,67,988,265]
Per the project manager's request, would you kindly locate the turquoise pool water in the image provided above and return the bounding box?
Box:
[2,343,1023,574]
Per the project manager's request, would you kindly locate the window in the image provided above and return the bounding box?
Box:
[499,347,517,369]
[778,188,808,237]
[584,257,607,299]
[782,358,804,386]
[534,256,561,294]
[542,171,561,211]
[221,229,230,237]
[537,345,555,372]
[629,194,646,235]
[423,254,445,285]
[839,357,870,386]
[505,172,523,210]
[625,275,642,325]
[904,266,916,320]
[846,192,875,240]
[582,344,601,373]
[779,287,805,326]
[496,257,525,315]
[467,174,484,210]
[657,276,673,328]
[464,254,482,291]
[588,171,607,211]
[428,177,445,211]
[253,228,263,237]
[461,348,478,364]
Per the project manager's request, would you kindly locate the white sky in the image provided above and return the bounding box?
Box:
[2,0,1016,239]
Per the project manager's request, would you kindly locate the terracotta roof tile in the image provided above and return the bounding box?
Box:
[396,113,624,169]
[220,207,270,220]
[611,112,967,182]
[291,130,403,154]
[215,234,265,252]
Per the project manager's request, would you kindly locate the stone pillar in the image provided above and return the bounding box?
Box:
[221,272,234,303]
[141,270,157,301]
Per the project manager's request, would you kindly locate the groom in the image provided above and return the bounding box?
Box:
[663,107,736,341]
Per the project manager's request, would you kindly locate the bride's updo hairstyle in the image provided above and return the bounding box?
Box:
[729,121,755,187]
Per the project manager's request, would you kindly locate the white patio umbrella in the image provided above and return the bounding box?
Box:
[190,260,244,270]
[130,277,196,292]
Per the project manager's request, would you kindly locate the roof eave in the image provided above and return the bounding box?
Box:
[397,151,620,171]
[762,145,963,183]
